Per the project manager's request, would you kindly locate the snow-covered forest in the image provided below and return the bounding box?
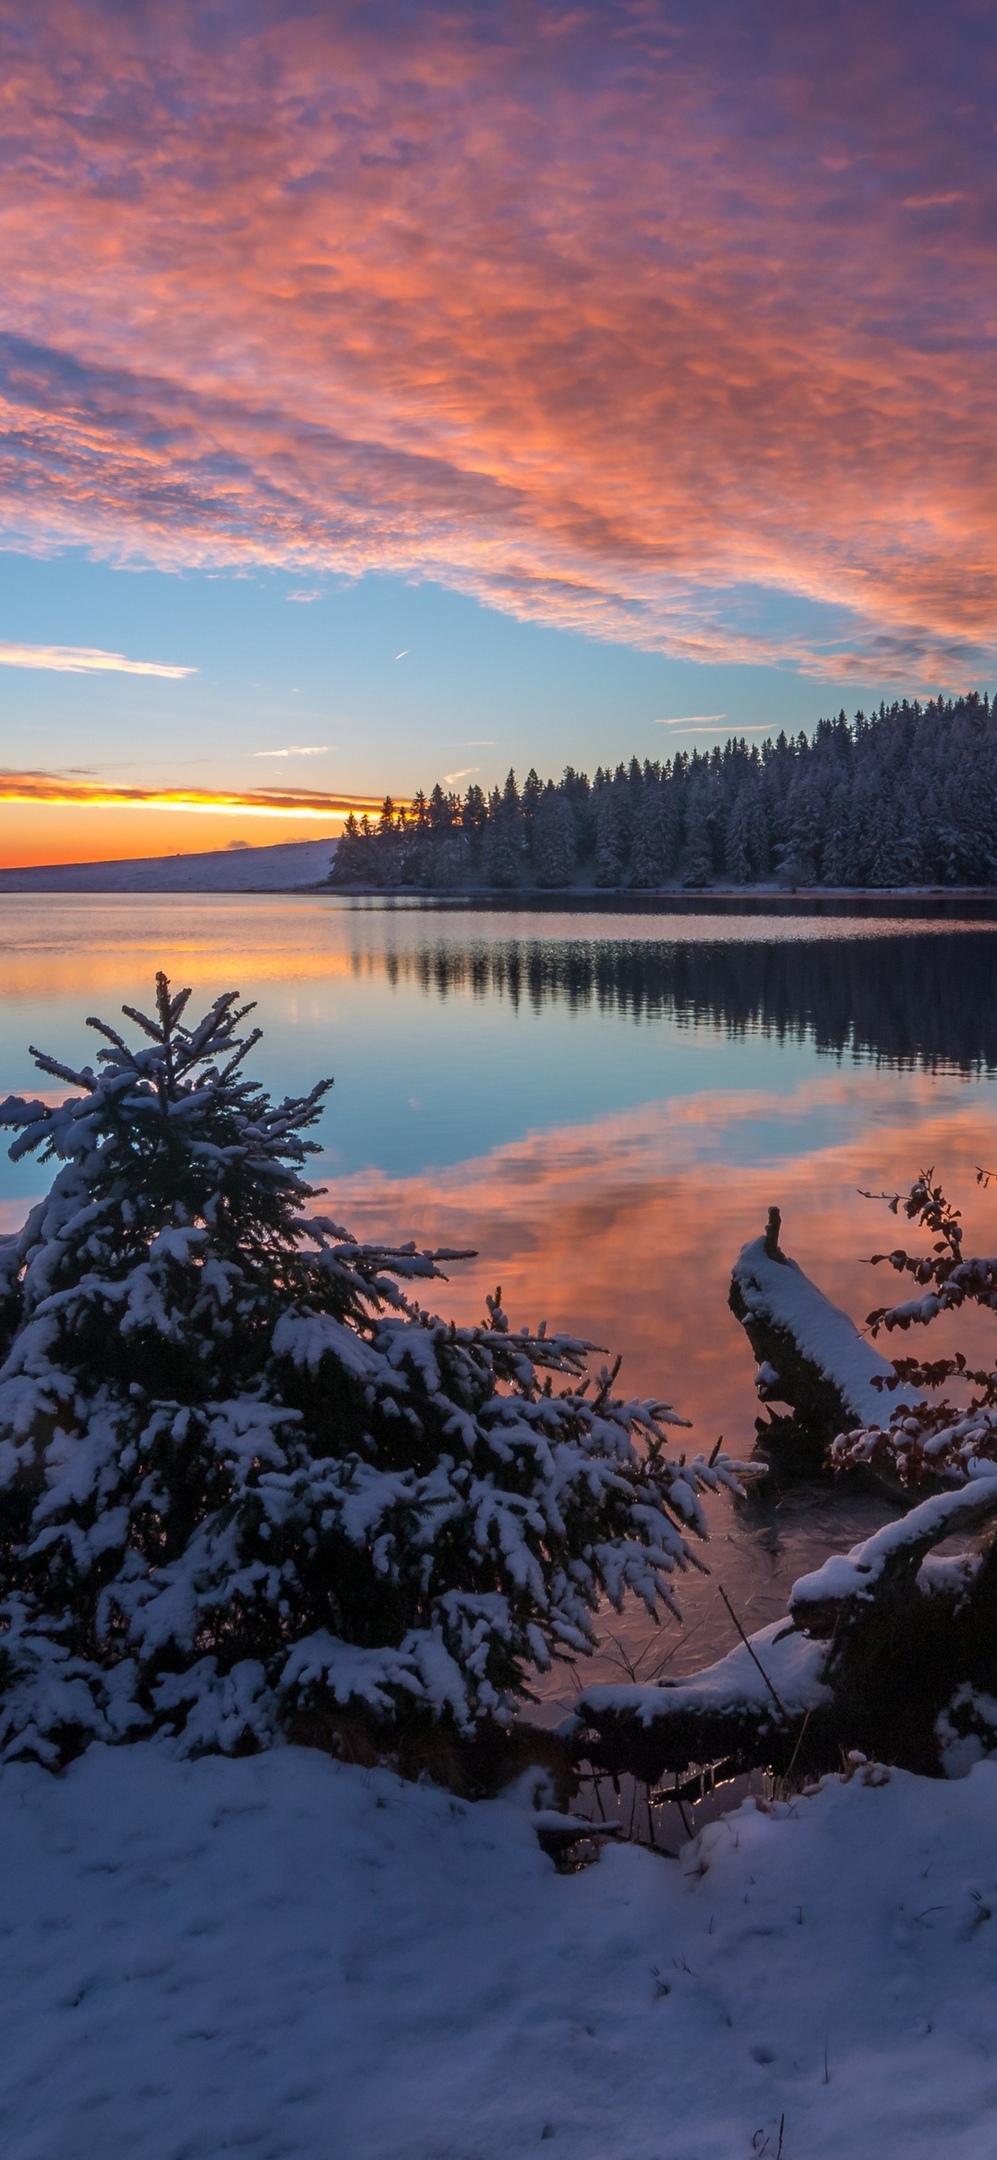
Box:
[332,692,997,890]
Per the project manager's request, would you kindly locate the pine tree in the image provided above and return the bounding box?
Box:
[0,976,742,1766]
[628,779,667,887]
[521,768,543,862]
[682,783,714,887]
[461,784,489,874]
[723,789,753,884]
[532,783,576,887]
[593,774,624,885]
[483,790,519,887]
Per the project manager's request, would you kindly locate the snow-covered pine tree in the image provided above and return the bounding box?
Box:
[593,770,626,885]
[0,975,742,1767]
[532,782,576,887]
[681,782,714,887]
[483,787,520,886]
[628,774,668,888]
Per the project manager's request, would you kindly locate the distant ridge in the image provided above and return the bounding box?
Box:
[0,835,338,894]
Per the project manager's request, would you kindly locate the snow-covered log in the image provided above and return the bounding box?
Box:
[729,1207,913,1470]
[570,1623,833,1784]
[574,1478,997,1784]
[789,1479,997,1637]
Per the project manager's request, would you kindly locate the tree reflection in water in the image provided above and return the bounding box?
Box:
[369,929,997,1075]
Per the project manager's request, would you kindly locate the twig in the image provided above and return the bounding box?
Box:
[718,1585,790,1720]
[673,1774,694,1839]
[780,1705,813,1790]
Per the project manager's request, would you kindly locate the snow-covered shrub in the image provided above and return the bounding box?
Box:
[0,973,743,1766]
[832,1172,997,1487]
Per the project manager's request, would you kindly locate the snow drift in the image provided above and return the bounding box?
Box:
[1,1740,996,2159]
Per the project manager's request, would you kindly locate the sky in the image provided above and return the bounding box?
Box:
[1,0,996,865]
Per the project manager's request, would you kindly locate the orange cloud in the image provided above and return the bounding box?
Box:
[0,5,996,679]
[0,771,401,818]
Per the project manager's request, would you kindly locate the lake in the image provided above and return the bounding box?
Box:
[4,892,997,1712]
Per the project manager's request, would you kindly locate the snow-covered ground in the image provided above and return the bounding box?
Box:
[3,1741,997,2159]
[0,836,337,893]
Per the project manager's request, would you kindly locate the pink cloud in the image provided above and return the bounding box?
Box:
[0,3,996,679]
[0,640,192,676]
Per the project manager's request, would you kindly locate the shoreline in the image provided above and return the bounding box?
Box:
[4,879,997,919]
[319,883,997,915]
[5,849,997,918]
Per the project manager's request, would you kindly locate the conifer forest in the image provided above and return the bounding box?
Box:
[332,694,997,891]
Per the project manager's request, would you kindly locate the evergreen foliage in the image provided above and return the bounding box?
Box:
[0,975,742,1765]
[331,693,997,890]
[832,1171,997,1488]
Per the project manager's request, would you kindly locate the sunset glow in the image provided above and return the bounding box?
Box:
[0,773,396,863]
[1,3,996,858]
[0,774,396,818]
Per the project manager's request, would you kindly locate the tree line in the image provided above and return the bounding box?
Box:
[330,692,997,890]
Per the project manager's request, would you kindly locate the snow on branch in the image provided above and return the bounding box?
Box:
[832,1174,997,1489]
[789,1480,997,1635]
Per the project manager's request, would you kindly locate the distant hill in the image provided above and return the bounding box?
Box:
[0,835,338,894]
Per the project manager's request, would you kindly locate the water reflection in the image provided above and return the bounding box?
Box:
[358,928,997,1073]
[331,1075,997,1687]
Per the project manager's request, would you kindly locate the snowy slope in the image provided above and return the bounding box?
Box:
[2,1742,997,2159]
[0,836,338,893]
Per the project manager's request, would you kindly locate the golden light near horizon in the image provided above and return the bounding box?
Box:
[0,774,403,818]
[0,776,413,867]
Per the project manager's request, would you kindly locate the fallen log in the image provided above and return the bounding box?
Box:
[788,1477,997,1637]
[729,1206,914,1474]
[572,1479,997,1784]
[570,1621,834,1784]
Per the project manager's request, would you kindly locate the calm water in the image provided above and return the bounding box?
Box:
[4,893,997,1706]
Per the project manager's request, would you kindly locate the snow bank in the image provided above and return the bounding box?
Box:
[732,1228,912,1428]
[2,1742,997,2158]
